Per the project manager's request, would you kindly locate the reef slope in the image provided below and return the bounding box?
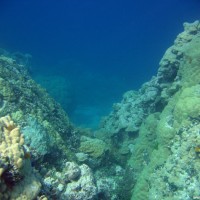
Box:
[96,20,200,199]
[0,20,200,199]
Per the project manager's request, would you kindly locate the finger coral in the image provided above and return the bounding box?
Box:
[0,116,25,177]
[0,116,41,200]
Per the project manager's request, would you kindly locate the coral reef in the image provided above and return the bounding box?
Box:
[97,20,200,140]
[132,21,200,199]
[79,136,108,159]
[42,162,97,200]
[0,116,25,172]
[0,116,41,200]
[96,85,160,138]
[21,116,54,159]
[0,48,118,200]
[93,20,200,199]
[0,20,199,200]
[149,123,200,199]
[0,52,79,164]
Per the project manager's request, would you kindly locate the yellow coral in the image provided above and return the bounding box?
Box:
[0,116,41,199]
[0,116,25,169]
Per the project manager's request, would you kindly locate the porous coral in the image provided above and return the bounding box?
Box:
[0,116,41,200]
[0,116,25,176]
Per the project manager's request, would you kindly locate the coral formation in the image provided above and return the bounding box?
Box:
[0,20,199,200]
[0,116,25,172]
[42,162,97,200]
[149,123,200,199]
[21,115,53,159]
[131,20,200,199]
[63,163,97,200]
[96,86,159,138]
[93,20,200,199]
[0,116,41,200]
[0,51,79,164]
[137,21,200,199]
[79,136,108,159]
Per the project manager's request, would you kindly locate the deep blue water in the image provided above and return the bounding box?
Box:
[0,0,200,128]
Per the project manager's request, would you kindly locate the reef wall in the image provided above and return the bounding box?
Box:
[96,20,200,199]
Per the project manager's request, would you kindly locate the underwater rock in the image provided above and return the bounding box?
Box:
[43,162,97,200]
[96,177,118,200]
[85,20,200,200]
[65,162,81,181]
[21,115,54,159]
[130,20,200,200]
[63,163,97,200]
[94,165,132,200]
[96,77,162,140]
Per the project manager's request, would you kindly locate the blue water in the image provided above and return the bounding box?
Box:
[0,0,200,128]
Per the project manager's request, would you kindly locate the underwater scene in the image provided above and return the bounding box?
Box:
[0,0,200,200]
